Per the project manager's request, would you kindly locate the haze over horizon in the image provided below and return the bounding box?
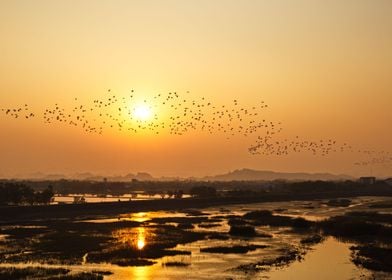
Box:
[2,167,358,181]
[1,0,391,178]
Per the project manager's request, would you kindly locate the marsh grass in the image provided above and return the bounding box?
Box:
[0,267,103,280]
[229,225,256,236]
[0,219,204,266]
[200,244,268,254]
[162,261,190,267]
[0,267,69,279]
[236,247,303,273]
[318,211,392,272]
[300,234,324,245]
[351,245,392,272]
[242,210,314,229]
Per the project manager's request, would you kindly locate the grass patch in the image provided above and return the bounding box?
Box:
[318,212,392,243]
[300,234,324,245]
[0,220,205,266]
[229,225,256,237]
[351,245,392,272]
[0,267,69,280]
[176,223,194,229]
[162,261,190,267]
[317,211,392,272]
[110,258,156,267]
[326,199,351,207]
[198,223,221,229]
[242,210,314,229]
[50,272,103,279]
[200,244,268,254]
[206,233,230,240]
[236,247,303,272]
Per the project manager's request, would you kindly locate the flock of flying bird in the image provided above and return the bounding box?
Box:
[1,90,391,168]
[248,135,354,156]
[1,105,35,119]
[248,134,392,167]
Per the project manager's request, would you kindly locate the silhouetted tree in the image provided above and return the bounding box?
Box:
[0,183,54,205]
[174,189,183,199]
[37,185,54,204]
[190,186,216,198]
[167,190,174,198]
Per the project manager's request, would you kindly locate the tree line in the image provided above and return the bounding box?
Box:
[0,183,54,205]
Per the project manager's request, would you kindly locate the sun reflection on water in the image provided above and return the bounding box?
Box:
[113,221,153,251]
[112,221,155,280]
[137,227,146,250]
[125,265,153,280]
[132,212,149,222]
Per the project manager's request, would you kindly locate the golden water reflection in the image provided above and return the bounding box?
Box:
[131,265,152,280]
[132,212,150,223]
[114,225,153,251]
[119,210,186,223]
[136,227,145,250]
[112,222,156,280]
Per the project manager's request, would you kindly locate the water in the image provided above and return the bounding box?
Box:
[0,237,369,279]
[2,196,390,279]
[265,238,369,280]
[53,194,191,204]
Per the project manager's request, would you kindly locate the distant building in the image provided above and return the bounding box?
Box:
[359,177,376,185]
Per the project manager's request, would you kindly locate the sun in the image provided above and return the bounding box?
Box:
[133,104,152,121]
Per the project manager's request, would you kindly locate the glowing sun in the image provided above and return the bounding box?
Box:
[133,104,152,121]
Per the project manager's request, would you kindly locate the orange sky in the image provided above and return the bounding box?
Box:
[0,0,391,178]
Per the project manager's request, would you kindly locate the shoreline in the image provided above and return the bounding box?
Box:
[1,191,391,223]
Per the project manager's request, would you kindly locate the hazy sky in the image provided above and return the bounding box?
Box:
[0,0,391,178]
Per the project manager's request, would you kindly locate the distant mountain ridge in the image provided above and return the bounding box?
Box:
[202,168,353,181]
[9,168,354,182]
[11,172,154,182]
[69,172,154,182]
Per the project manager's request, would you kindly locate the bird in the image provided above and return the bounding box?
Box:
[1,89,390,169]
